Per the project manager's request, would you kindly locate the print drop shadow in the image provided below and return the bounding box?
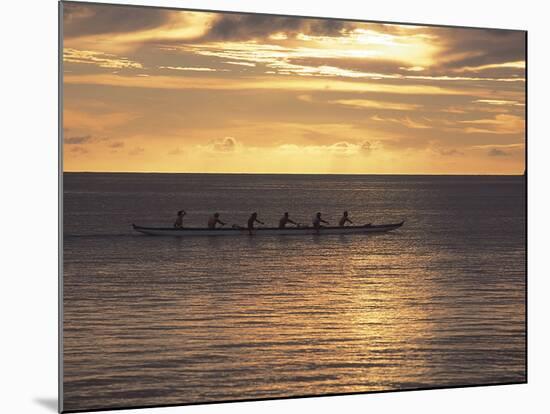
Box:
[34,397,57,412]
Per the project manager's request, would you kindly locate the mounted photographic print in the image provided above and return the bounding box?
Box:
[60,1,527,412]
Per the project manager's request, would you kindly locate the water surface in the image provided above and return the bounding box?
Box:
[63,173,526,411]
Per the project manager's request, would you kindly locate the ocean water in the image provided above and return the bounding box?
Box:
[62,173,526,411]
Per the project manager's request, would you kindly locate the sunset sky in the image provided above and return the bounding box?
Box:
[62,1,526,174]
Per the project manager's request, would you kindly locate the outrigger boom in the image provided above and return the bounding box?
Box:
[132,221,404,237]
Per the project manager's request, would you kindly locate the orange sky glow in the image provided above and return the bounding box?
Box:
[62,1,526,174]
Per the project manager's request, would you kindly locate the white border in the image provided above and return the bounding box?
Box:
[2,0,548,413]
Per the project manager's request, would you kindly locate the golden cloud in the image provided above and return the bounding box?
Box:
[460,114,525,134]
[64,11,216,53]
[64,73,476,96]
[331,99,421,111]
[63,48,143,69]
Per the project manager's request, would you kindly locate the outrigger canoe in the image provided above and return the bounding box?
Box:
[132,221,404,237]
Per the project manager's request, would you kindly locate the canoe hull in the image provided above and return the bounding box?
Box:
[132,222,404,237]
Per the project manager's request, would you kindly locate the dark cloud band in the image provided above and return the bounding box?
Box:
[63,2,172,38]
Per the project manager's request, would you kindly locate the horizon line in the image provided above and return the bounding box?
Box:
[62,170,525,176]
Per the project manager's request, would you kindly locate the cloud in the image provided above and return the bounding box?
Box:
[63,4,214,53]
[202,14,351,41]
[371,115,432,129]
[264,61,397,79]
[400,66,425,72]
[460,114,524,134]
[277,140,376,156]
[438,148,464,156]
[431,27,526,72]
[331,99,420,111]
[64,108,138,131]
[158,66,224,72]
[474,99,524,106]
[403,73,523,83]
[224,61,256,67]
[329,141,356,154]
[70,146,89,154]
[262,28,524,82]
[64,134,93,145]
[64,73,470,96]
[468,143,523,158]
[471,143,524,151]
[270,52,523,83]
[182,32,434,78]
[459,61,525,72]
[63,3,171,38]
[196,136,377,158]
[129,147,145,156]
[289,57,409,76]
[63,4,525,90]
[488,148,509,157]
[202,137,238,153]
[360,141,373,154]
[109,141,124,148]
[179,31,521,84]
[64,48,143,69]
[64,134,114,149]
